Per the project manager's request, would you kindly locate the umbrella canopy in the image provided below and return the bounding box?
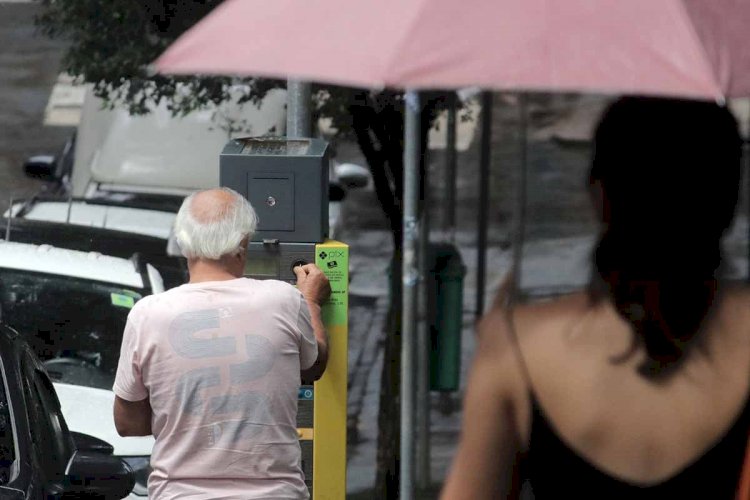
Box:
[155,0,750,100]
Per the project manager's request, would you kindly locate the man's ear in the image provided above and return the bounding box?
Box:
[236,236,250,258]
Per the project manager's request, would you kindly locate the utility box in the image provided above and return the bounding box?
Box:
[220,137,330,243]
[220,137,347,499]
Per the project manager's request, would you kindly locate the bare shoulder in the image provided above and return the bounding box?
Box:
[720,281,750,306]
[493,292,609,403]
[516,292,591,322]
[716,282,750,338]
[509,292,594,348]
[474,305,528,391]
[475,293,589,368]
[472,295,592,448]
[480,292,592,349]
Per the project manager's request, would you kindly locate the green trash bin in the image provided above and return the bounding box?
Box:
[428,243,466,392]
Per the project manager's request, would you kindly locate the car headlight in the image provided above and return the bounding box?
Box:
[121,456,151,496]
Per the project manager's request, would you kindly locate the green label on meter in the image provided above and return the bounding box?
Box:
[315,242,348,327]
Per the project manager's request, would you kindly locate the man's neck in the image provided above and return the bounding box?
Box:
[187,258,242,284]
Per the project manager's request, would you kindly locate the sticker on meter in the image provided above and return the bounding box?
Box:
[298,387,314,400]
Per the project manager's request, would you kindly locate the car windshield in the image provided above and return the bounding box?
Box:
[0,268,142,390]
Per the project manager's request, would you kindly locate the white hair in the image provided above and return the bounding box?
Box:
[174,188,258,260]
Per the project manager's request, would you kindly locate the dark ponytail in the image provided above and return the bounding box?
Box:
[589,97,742,376]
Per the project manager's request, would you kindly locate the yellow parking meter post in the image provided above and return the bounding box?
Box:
[311,240,348,499]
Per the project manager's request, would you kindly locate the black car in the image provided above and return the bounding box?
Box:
[0,323,134,499]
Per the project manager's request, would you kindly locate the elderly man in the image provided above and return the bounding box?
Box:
[113,187,330,499]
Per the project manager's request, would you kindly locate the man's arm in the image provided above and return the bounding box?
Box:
[301,301,328,383]
[113,396,153,437]
[294,264,331,383]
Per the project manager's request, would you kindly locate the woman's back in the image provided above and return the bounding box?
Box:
[441,97,748,499]
[506,287,750,497]
[442,286,750,499]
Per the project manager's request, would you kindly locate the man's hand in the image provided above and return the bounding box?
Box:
[294,263,330,383]
[293,263,331,305]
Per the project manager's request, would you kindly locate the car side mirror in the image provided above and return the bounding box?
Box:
[71,431,114,456]
[23,155,60,182]
[335,163,371,189]
[63,451,135,499]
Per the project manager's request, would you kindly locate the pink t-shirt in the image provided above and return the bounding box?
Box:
[113,278,317,499]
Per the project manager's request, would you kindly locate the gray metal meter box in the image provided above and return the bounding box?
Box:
[220,137,330,243]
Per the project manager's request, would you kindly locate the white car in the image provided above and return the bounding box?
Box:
[0,241,162,498]
[6,198,178,240]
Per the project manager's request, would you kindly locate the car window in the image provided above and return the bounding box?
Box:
[0,357,15,486]
[0,269,143,390]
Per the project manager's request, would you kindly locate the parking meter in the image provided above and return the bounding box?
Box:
[220,138,348,499]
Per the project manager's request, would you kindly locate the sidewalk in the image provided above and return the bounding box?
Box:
[344,228,480,496]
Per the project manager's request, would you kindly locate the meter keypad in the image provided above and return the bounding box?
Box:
[244,243,315,283]
[291,260,308,272]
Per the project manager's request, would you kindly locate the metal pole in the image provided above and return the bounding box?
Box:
[401,90,421,500]
[511,95,529,297]
[286,79,311,138]
[444,93,458,238]
[475,92,493,317]
[416,137,431,490]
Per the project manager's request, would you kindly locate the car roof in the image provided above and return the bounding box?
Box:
[3,217,168,254]
[2,218,186,290]
[0,241,144,289]
[9,200,176,239]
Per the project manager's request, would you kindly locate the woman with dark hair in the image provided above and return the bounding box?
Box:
[442,97,749,499]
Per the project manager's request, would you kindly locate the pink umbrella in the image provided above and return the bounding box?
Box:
[156,0,750,100]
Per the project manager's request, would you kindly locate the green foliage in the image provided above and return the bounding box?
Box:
[35,0,456,139]
[36,0,284,117]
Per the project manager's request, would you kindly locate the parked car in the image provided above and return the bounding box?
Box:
[0,241,164,498]
[1,216,187,289]
[0,321,135,499]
